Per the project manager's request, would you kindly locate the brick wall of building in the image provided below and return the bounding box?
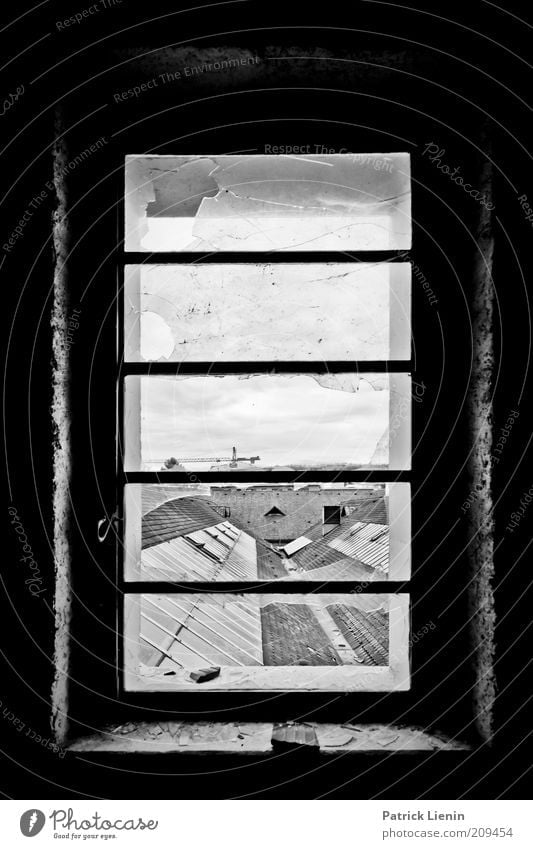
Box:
[209,486,384,542]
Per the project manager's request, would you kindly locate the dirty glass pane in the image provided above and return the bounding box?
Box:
[123,483,411,582]
[123,373,412,472]
[125,154,411,252]
[124,593,410,691]
[124,263,411,362]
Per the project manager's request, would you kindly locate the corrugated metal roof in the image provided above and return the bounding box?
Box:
[272,723,319,748]
[141,521,258,581]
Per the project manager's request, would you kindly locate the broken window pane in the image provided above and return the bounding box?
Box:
[123,483,411,581]
[124,262,411,362]
[125,154,411,252]
[124,593,409,691]
[123,373,411,471]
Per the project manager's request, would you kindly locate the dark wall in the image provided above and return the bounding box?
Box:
[2,0,532,799]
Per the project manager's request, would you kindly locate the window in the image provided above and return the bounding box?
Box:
[120,153,412,692]
[323,505,342,525]
[42,34,503,764]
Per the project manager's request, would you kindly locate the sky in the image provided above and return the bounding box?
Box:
[137,374,390,469]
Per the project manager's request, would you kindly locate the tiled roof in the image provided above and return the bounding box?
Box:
[261,603,342,666]
[142,497,229,549]
[327,604,388,665]
[343,496,388,524]
[140,485,212,515]
[139,594,388,672]
[328,522,389,572]
[264,506,286,516]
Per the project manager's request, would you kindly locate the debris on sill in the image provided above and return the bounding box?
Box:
[272,722,319,750]
[189,666,221,683]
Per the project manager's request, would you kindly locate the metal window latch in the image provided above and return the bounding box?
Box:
[97,509,121,544]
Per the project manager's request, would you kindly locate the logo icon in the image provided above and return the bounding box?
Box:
[20,810,46,837]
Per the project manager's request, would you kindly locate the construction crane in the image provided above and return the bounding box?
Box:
[161,447,260,468]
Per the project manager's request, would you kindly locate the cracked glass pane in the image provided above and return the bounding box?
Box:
[124,593,410,691]
[124,262,411,362]
[123,482,411,582]
[125,154,411,251]
[123,373,412,471]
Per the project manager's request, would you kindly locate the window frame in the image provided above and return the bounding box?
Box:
[46,103,499,760]
[116,152,414,702]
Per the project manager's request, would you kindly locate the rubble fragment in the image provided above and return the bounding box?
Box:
[189,666,221,683]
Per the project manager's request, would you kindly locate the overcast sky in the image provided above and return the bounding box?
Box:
[139,374,389,469]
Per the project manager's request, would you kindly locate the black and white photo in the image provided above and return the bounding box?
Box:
[1,0,531,823]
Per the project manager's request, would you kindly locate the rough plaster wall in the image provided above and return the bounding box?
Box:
[51,110,71,746]
[468,146,496,743]
[210,487,381,541]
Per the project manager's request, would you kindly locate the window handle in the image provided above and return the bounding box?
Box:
[97,509,121,544]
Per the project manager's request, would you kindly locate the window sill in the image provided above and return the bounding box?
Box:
[67,722,469,755]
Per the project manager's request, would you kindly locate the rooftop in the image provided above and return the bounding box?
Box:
[142,497,229,550]
[287,496,389,577]
[139,492,390,580]
[137,595,390,675]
